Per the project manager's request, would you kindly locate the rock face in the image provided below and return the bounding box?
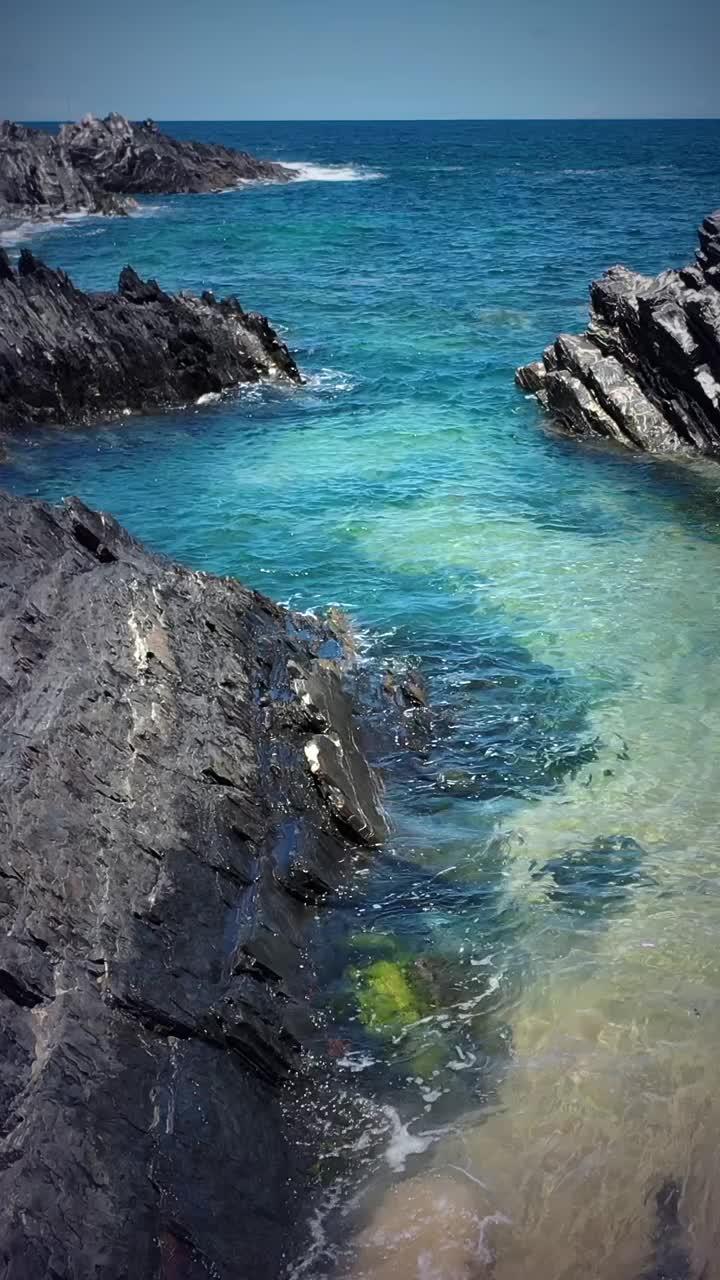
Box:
[516,211,720,454]
[0,114,294,223]
[0,121,133,220]
[60,112,296,195]
[0,249,300,433]
[0,491,387,1279]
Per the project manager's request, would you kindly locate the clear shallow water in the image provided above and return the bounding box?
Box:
[4,119,720,1277]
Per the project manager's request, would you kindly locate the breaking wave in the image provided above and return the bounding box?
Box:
[286,161,385,183]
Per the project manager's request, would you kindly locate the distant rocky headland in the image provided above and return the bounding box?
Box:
[517,210,720,455]
[0,248,300,437]
[0,113,296,221]
[0,489,392,1277]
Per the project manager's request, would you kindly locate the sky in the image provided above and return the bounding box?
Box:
[2,0,719,121]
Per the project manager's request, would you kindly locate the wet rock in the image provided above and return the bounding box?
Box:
[0,491,387,1279]
[516,210,720,454]
[0,120,135,220]
[0,250,300,434]
[383,666,429,710]
[60,112,296,194]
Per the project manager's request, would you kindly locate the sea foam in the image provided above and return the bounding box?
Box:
[286,161,385,183]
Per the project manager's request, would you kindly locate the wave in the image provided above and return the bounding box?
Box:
[302,367,357,394]
[0,202,159,248]
[284,161,385,183]
[0,214,84,246]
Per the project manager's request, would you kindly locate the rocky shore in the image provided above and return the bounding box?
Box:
[0,121,134,220]
[517,210,720,454]
[0,491,389,1279]
[0,249,300,435]
[61,112,296,195]
[0,113,295,222]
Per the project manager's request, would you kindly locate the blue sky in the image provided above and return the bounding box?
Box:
[2,0,718,120]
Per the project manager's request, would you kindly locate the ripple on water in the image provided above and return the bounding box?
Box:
[2,118,720,1279]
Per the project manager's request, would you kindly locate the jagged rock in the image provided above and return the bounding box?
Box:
[0,114,295,226]
[0,121,134,220]
[0,249,301,433]
[0,490,388,1279]
[516,210,720,454]
[60,112,296,195]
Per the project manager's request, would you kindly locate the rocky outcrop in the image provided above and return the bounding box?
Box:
[0,121,134,220]
[516,211,720,454]
[0,114,295,223]
[60,112,296,194]
[0,249,300,434]
[0,490,388,1279]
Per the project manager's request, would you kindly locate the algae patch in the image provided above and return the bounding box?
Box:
[352,959,425,1033]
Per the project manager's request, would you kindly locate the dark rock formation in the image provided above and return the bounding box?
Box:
[517,211,720,454]
[60,112,296,194]
[0,490,387,1279]
[0,249,300,434]
[0,121,134,220]
[638,1179,693,1280]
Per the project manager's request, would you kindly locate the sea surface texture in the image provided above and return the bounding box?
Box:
[3,119,720,1278]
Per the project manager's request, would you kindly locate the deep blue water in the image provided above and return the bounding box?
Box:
[4,120,720,1276]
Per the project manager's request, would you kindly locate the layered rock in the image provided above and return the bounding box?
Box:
[516,211,720,454]
[0,114,295,224]
[0,490,388,1279]
[0,121,133,220]
[0,249,300,434]
[60,112,296,194]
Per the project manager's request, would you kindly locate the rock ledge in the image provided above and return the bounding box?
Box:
[516,211,720,454]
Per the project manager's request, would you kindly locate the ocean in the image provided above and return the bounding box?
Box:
[3,118,720,1277]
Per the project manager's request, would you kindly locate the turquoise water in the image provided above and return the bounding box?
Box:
[4,120,720,1277]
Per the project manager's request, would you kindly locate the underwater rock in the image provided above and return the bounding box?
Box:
[637,1179,693,1280]
[517,210,720,454]
[60,112,296,194]
[0,120,135,220]
[0,491,387,1279]
[0,250,301,434]
[532,834,647,918]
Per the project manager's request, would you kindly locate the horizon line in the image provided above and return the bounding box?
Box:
[19,114,720,125]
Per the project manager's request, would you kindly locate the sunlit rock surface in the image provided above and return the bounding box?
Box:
[0,491,386,1279]
[517,211,720,454]
[0,114,295,223]
[61,112,296,194]
[0,249,300,434]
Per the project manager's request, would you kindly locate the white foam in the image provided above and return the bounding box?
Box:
[285,161,385,183]
[0,216,74,246]
[0,201,157,248]
[381,1105,433,1172]
[303,367,357,395]
[337,1051,376,1073]
[475,1211,512,1264]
